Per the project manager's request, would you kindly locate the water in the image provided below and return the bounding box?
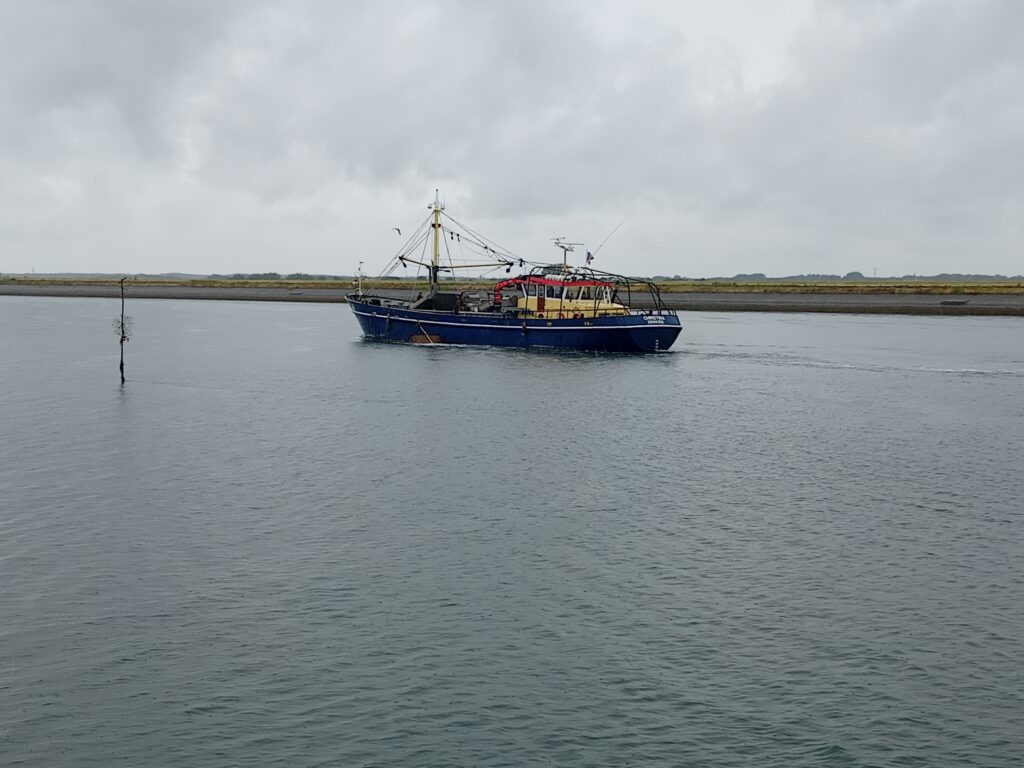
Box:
[2,296,1022,767]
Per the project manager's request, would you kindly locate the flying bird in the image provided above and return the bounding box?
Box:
[391,227,401,236]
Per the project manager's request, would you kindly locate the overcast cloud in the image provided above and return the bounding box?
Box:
[2,0,1022,277]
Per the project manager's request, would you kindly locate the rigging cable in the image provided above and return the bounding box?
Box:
[592,215,630,255]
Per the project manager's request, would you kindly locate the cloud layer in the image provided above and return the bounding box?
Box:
[2,0,1022,277]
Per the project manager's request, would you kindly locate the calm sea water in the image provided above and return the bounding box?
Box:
[2,296,1022,767]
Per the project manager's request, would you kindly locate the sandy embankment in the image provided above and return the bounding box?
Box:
[2,282,1023,316]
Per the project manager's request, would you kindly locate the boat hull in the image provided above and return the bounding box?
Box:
[347,299,681,352]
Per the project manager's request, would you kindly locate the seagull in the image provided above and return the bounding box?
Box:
[391,227,401,236]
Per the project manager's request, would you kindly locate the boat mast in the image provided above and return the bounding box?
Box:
[430,189,444,290]
[398,191,512,283]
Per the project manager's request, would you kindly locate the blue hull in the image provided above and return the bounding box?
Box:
[348,299,681,352]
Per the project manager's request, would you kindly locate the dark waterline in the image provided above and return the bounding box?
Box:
[2,297,1022,767]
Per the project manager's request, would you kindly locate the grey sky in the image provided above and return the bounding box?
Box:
[2,0,1022,278]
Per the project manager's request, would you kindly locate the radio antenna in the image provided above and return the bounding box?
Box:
[552,237,583,274]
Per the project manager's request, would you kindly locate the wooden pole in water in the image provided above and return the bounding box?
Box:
[119,277,126,384]
[116,277,130,385]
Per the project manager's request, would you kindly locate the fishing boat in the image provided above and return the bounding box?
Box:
[346,194,681,352]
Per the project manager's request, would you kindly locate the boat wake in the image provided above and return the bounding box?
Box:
[682,347,1023,378]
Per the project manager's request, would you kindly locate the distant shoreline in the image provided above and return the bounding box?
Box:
[2,281,1023,316]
